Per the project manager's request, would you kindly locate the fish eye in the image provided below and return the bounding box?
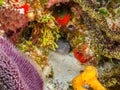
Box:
[67,25,75,31]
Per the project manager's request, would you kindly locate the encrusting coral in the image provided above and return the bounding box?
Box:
[72,0,120,60]
[81,12,120,60]
[0,36,44,90]
[0,8,29,43]
[72,66,106,90]
[73,0,120,42]
[97,59,120,89]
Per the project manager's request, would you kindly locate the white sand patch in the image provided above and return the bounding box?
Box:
[45,51,84,90]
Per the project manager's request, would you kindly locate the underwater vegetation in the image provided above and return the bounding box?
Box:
[29,14,60,50]
[0,36,44,90]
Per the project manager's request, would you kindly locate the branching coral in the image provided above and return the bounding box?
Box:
[40,26,60,50]
[29,14,60,50]
[18,0,61,51]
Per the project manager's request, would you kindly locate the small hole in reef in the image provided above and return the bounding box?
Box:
[6,30,14,37]
[83,84,93,90]
[16,28,21,33]
[67,24,75,31]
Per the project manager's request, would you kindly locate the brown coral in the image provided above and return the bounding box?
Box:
[0,8,29,43]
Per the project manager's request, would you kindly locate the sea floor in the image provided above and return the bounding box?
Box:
[44,51,84,90]
[42,51,120,90]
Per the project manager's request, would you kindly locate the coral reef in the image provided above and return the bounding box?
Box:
[81,12,120,59]
[97,59,120,89]
[0,36,44,90]
[1,0,120,89]
[28,14,60,50]
[74,0,120,42]
[73,0,120,60]
[0,8,29,43]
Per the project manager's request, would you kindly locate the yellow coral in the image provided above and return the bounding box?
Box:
[72,66,106,90]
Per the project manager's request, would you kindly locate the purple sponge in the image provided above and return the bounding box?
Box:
[0,36,44,90]
[0,49,29,90]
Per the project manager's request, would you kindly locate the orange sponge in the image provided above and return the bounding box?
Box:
[72,66,106,90]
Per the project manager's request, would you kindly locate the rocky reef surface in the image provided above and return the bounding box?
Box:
[73,0,120,60]
[0,0,120,90]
